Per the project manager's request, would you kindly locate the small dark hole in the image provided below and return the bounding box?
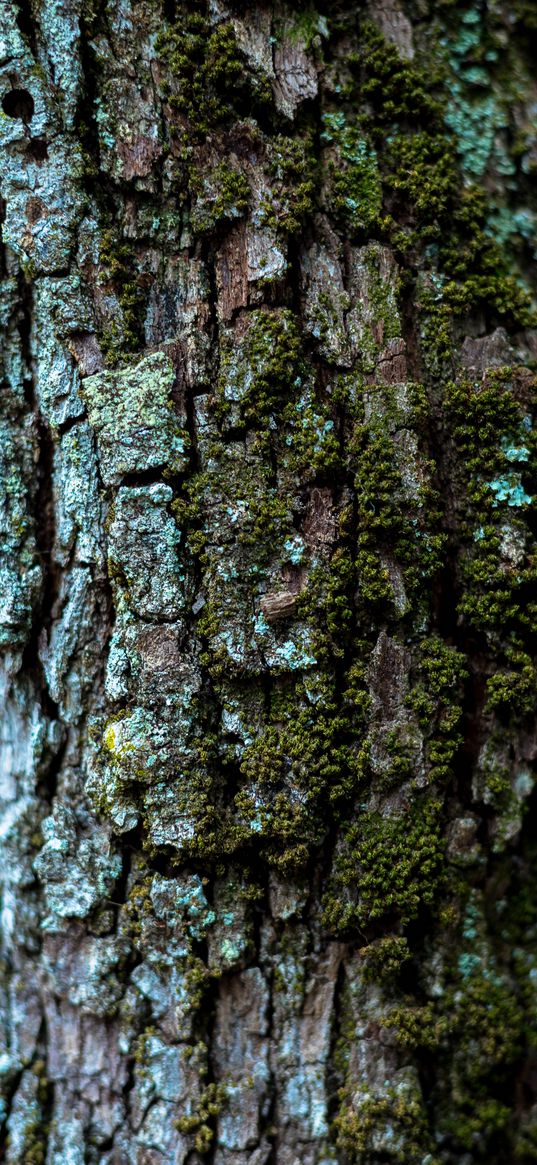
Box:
[2,88,34,121]
[26,138,48,162]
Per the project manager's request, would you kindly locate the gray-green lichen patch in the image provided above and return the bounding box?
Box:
[39,567,99,719]
[301,236,353,366]
[106,623,199,705]
[212,966,269,1155]
[31,280,93,427]
[321,112,383,235]
[346,244,403,375]
[0,278,41,654]
[301,239,403,380]
[0,38,83,276]
[207,873,253,972]
[151,874,215,941]
[52,423,103,568]
[34,803,122,931]
[81,351,189,486]
[86,0,163,186]
[45,932,130,1017]
[107,484,188,621]
[100,706,188,787]
[89,634,206,845]
[3,1063,48,1165]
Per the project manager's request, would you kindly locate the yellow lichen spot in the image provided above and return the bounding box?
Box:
[103,717,134,761]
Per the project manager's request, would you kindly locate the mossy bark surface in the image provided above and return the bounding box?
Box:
[2,0,537,1161]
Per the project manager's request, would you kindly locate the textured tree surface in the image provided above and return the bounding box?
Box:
[2,0,537,1161]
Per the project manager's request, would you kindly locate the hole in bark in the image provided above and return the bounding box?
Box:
[2,87,34,121]
[26,137,48,161]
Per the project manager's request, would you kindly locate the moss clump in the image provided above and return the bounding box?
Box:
[298,549,358,661]
[190,161,250,233]
[444,370,529,484]
[442,369,537,646]
[124,870,153,942]
[441,1097,513,1158]
[218,308,303,425]
[383,1000,446,1051]
[336,19,535,345]
[351,403,445,615]
[350,21,439,124]
[383,130,459,237]
[324,796,445,933]
[334,1078,437,1165]
[359,934,411,983]
[406,637,468,784]
[157,7,270,139]
[457,529,533,638]
[513,0,537,37]
[439,970,524,1154]
[321,113,382,234]
[176,1081,229,1153]
[260,134,317,236]
[280,390,341,479]
[485,648,536,717]
[443,273,533,327]
[98,228,146,363]
[233,669,359,872]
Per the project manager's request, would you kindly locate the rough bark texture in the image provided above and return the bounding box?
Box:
[2,0,537,1162]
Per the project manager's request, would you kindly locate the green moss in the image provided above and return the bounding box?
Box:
[334,1078,437,1165]
[323,796,445,933]
[440,369,537,647]
[406,637,467,784]
[350,21,440,124]
[453,972,523,1067]
[443,273,533,325]
[217,308,303,426]
[275,7,328,50]
[190,161,250,233]
[98,228,146,363]
[331,18,536,350]
[513,0,537,34]
[157,7,270,140]
[359,934,411,983]
[383,1000,445,1051]
[176,1081,229,1154]
[321,113,382,234]
[439,973,523,1152]
[416,891,528,1157]
[485,648,536,717]
[442,1097,513,1156]
[351,402,445,615]
[445,370,528,481]
[233,669,360,872]
[124,871,153,943]
[260,134,317,237]
[177,454,294,618]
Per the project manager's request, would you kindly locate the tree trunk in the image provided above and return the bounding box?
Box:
[1,0,537,1161]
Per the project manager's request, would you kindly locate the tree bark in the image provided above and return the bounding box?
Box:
[1,0,537,1161]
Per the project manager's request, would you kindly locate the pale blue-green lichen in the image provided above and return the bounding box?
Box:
[487,475,532,507]
[81,352,189,486]
[34,804,122,931]
[107,484,188,620]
